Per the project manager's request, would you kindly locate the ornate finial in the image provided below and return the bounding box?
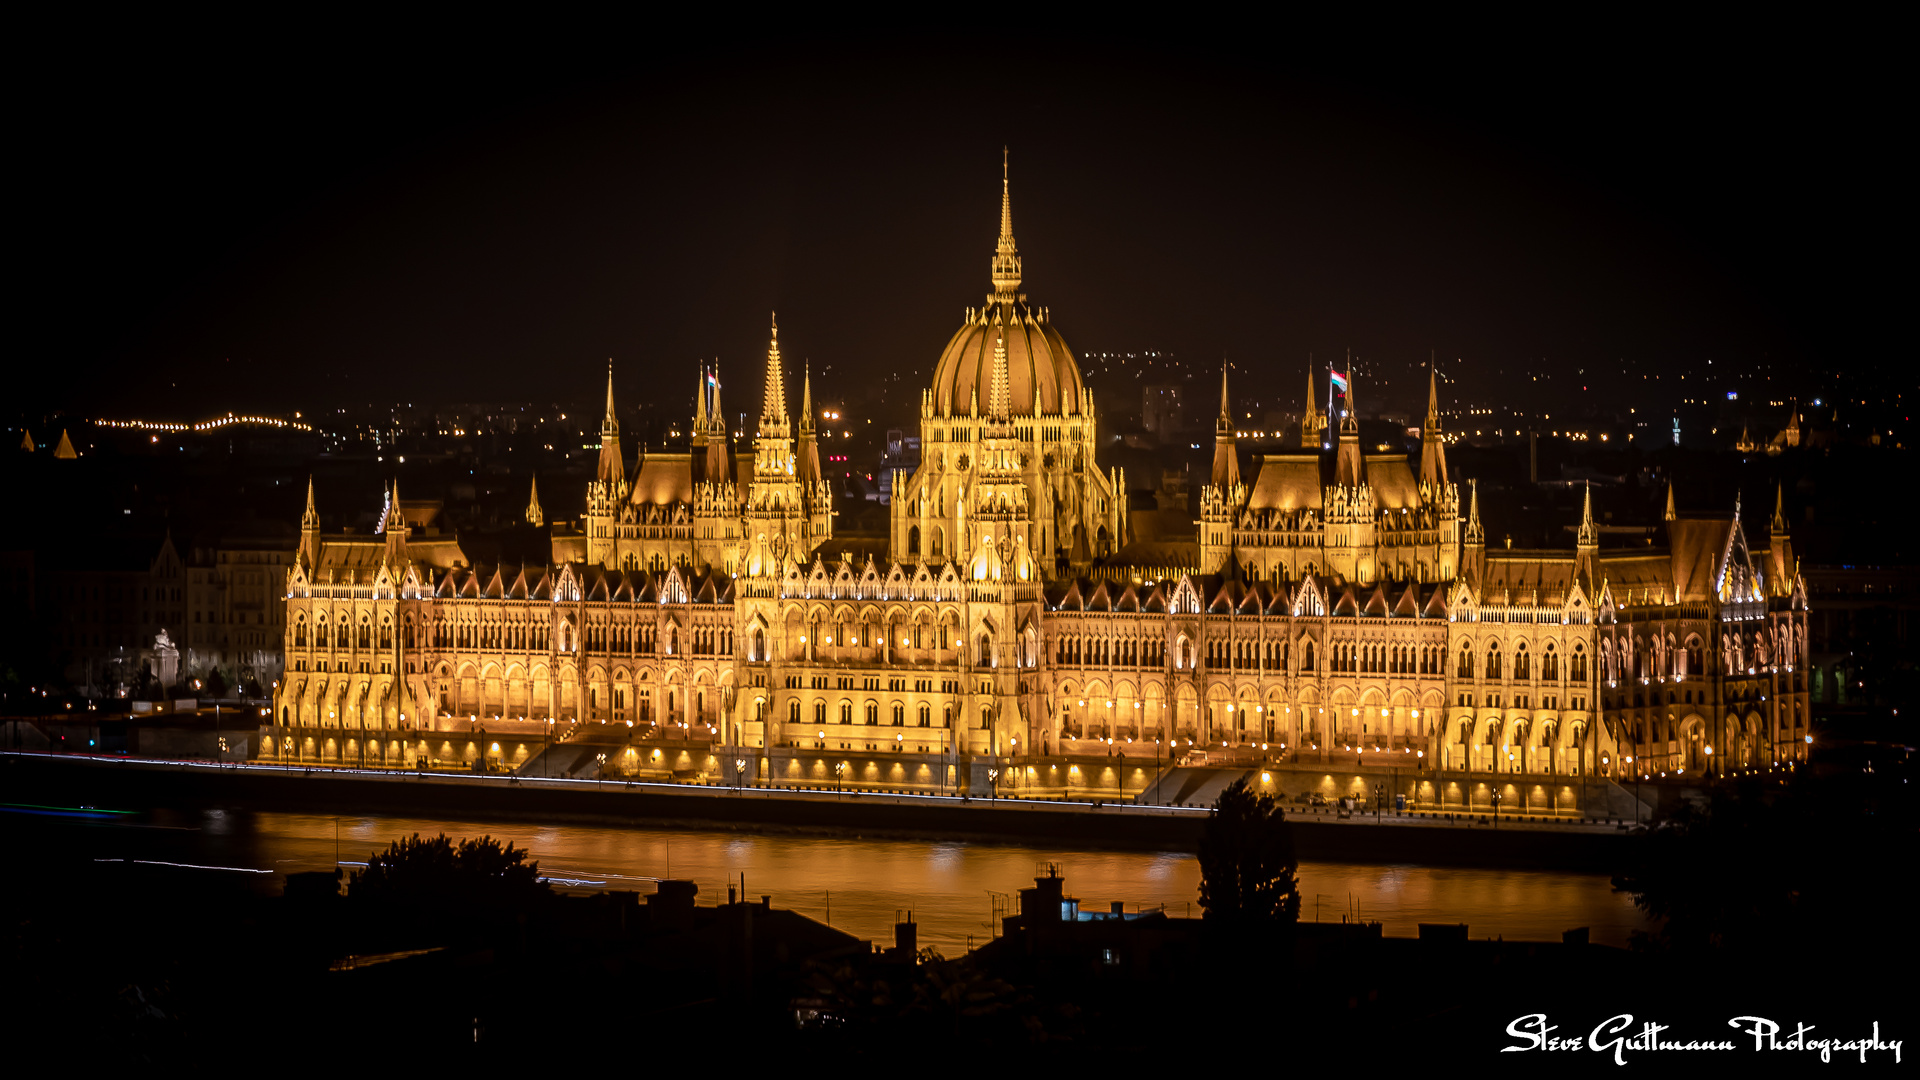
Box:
[526,475,544,527]
[1465,479,1484,544]
[604,361,617,428]
[990,147,1022,300]
[1577,481,1598,546]
[694,362,708,427]
[303,475,318,524]
[800,362,814,434]
[1218,360,1232,421]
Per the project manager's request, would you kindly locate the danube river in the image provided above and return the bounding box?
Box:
[60,806,1648,952]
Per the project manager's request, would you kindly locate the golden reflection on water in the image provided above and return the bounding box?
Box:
[258,811,1646,952]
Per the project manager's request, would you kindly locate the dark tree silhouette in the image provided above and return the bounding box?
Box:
[348,833,550,912]
[1198,778,1302,925]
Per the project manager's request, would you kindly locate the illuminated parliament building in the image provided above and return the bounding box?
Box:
[266,162,1810,810]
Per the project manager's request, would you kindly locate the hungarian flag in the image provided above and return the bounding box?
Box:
[1329,369,1349,395]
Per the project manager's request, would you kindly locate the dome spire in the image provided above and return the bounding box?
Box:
[990,147,1022,301]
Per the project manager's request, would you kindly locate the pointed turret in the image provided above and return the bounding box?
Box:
[1210,360,1240,492]
[1766,482,1795,597]
[760,313,789,436]
[1577,482,1598,547]
[694,363,710,429]
[989,146,1022,301]
[52,429,77,459]
[1300,369,1323,448]
[383,480,409,568]
[526,475,545,527]
[1462,479,1485,588]
[797,364,822,484]
[298,475,321,568]
[1418,364,1449,489]
[597,364,625,489]
[1334,368,1365,488]
[1664,482,1677,522]
[700,362,730,483]
[18,429,33,452]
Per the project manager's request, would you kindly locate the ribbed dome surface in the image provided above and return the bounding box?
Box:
[931,301,1083,416]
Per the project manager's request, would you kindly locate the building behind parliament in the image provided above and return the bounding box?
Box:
[266,162,1810,809]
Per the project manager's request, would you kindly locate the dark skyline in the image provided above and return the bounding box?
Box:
[21,24,1902,425]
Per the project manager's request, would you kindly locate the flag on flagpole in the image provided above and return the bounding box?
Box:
[1329,369,1349,395]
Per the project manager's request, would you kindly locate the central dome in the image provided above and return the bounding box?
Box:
[928,153,1084,417]
[932,302,1083,416]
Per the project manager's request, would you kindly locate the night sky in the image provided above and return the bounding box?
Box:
[20,22,1901,425]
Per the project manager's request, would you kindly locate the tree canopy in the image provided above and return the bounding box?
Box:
[1197,779,1302,926]
[348,833,550,912]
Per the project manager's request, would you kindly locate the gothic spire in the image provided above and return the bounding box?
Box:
[526,475,545,527]
[1210,361,1240,493]
[1465,479,1484,545]
[597,367,625,488]
[799,363,814,434]
[302,475,320,530]
[694,363,709,428]
[988,329,1012,419]
[1425,361,1441,432]
[1577,482,1598,547]
[1770,482,1787,532]
[709,361,724,431]
[1664,481,1677,522]
[1340,359,1358,433]
[990,147,1023,300]
[762,313,788,428]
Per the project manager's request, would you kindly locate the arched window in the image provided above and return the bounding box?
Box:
[1571,645,1588,683]
[891,703,904,726]
[294,622,307,647]
[1301,640,1314,671]
[863,701,878,725]
[908,525,921,555]
[1514,643,1529,681]
[789,700,800,724]
[839,701,853,724]
[931,527,945,558]
[753,628,766,662]
[1458,645,1474,679]
[1485,642,1502,680]
[1543,644,1559,682]
[918,704,931,727]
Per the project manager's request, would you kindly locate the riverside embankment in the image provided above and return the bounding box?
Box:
[2,752,1634,870]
